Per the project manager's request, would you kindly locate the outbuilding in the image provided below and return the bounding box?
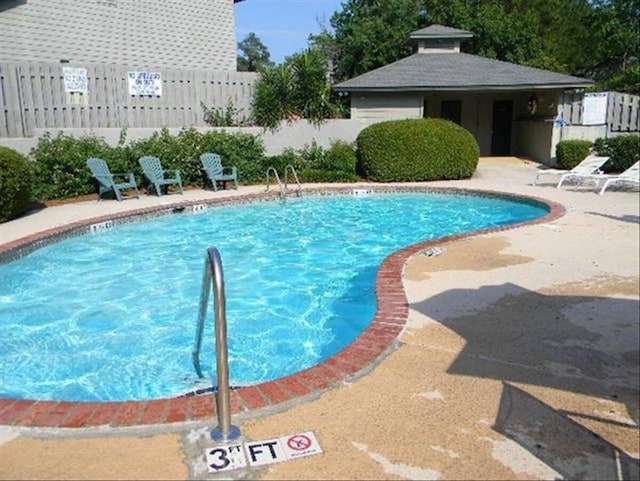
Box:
[334,25,594,163]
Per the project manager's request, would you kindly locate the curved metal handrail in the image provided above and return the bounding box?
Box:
[265,166,284,195]
[192,247,240,442]
[284,164,302,195]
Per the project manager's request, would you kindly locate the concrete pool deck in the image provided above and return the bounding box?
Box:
[0,157,638,480]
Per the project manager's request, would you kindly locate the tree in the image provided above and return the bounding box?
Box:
[330,0,425,81]
[252,48,344,129]
[237,32,272,72]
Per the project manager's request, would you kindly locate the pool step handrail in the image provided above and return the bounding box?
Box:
[192,247,241,442]
[284,164,302,196]
[265,166,285,196]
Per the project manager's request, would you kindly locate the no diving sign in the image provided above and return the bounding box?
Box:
[206,431,322,473]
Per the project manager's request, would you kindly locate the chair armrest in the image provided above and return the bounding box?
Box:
[222,166,237,176]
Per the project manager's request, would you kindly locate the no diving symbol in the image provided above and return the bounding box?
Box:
[287,434,311,451]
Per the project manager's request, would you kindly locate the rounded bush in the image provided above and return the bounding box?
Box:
[0,146,33,222]
[356,118,479,182]
[555,139,593,169]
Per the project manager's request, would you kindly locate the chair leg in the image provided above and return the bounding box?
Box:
[114,187,123,202]
[234,178,238,190]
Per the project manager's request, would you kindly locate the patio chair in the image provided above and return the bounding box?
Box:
[86,157,139,202]
[200,152,238,191]
[597,161,640,195]
[531,154,610,188]
[138,156,183,196]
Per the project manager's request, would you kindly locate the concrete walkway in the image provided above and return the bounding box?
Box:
[1,157,638,480]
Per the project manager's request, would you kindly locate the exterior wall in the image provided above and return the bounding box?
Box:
[515,119,554,164]
[350,93,422,121]
[349,89,566,163]
[0,0,238,71]
[0,120,379,157]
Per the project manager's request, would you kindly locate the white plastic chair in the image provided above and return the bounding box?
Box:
[598,161,640,195]
[531,154,610,187]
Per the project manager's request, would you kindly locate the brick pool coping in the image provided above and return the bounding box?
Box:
[0,186,565,429]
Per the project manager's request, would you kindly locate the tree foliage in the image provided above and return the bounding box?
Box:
[252,48,344,129]
[325,0,639,93]
[237,32,272,72]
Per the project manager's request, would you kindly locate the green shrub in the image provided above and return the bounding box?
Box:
[27,128,268,200]
[356,118,479,182]
[297,169,360,183]
[261,150,304,179]
[593,135,640,173]
[320,140,357,174]
[0,146,33,222]
[555,140,593,169]
[199,129,266,184]
[29,132,118,200]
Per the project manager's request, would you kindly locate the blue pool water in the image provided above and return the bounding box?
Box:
[0,191,547,402]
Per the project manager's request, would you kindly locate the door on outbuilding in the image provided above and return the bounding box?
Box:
[491,100,513,155]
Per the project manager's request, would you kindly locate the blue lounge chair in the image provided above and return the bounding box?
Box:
[86,157,139,202]
[200,153,238,191]
[138,156,183,196]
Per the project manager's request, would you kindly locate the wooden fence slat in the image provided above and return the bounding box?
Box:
[0,65,25,136]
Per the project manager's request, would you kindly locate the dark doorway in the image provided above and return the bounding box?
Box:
[441,100,462,125]
[491,100,513,155]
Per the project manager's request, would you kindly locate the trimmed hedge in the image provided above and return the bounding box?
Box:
[593,135,640,173]
[555,139,593,169]
[356,118,479,182]
[0,146,33,222]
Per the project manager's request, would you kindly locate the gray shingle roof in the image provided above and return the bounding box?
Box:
[334,52,594,92]
[408,24,473,39]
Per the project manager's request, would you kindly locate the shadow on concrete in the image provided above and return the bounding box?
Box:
[585,211,640,225]
[410,282,639,423]
[411,283,639,478]
[495,382,640,480]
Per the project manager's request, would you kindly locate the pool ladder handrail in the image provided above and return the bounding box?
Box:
[284,164,302,196]
[265,166,285,196]
[192,246,241,442]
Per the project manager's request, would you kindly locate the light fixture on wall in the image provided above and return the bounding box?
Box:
[527,94,538,115]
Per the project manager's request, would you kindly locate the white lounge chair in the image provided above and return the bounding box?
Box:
[597,161,640,195]
[531,154,610,187]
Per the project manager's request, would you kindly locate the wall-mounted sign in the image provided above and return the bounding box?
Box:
[62,67,88,93]
[582,92,608,125]
[128,71,162,96]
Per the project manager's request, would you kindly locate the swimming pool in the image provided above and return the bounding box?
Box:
[0,190,548,402]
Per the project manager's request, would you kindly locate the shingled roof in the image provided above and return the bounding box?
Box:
[334,25,593,92]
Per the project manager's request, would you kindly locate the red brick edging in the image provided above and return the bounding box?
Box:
[0,187,565,428]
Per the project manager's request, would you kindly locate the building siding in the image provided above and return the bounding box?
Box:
[0,0,238,71]
[351,93,422,121]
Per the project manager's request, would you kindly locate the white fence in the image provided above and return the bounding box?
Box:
[0,62,257,137]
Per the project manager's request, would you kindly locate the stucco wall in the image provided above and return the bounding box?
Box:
[0,120,378,157]
[514,119,554,164]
